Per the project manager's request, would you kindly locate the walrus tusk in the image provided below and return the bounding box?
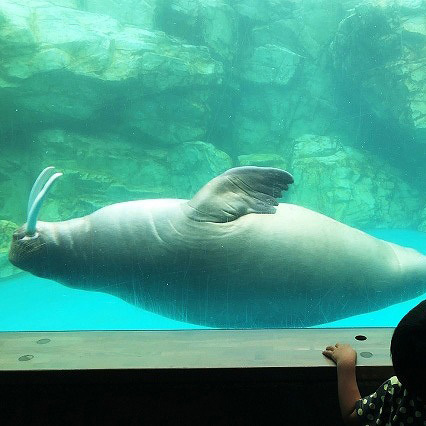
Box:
[9,165,426,328]
[27,166,56,218]
[26,168,63,236]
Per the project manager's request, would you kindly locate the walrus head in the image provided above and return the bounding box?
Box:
[8,167,62,277]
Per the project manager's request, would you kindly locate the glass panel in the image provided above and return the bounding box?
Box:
[1,0,425,331]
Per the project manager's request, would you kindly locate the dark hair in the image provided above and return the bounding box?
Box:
[390,299,426,397]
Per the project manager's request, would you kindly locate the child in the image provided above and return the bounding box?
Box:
[323,299,426,425]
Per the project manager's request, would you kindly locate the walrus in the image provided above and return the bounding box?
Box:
[8,166,426,327]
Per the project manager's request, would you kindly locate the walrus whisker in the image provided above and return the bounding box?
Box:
[27,241,47,254]
[26,172,63,236]
[27,166,56,218]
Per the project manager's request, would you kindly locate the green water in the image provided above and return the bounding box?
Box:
[1,0,426,331]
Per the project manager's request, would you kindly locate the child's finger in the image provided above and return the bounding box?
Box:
[322,350,336,362]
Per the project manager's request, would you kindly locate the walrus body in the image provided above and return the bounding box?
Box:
[9,166,426,327]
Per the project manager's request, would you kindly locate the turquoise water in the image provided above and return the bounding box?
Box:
[1,229,425,331]
[1,1,426,332]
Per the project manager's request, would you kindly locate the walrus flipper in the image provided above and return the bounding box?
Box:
[185,166,294,222]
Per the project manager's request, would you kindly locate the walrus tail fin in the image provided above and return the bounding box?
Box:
[184,166,294,222]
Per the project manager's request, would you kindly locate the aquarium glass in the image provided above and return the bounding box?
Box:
[1,0,426,331]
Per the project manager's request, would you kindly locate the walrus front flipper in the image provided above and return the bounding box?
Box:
[185,166,294,222]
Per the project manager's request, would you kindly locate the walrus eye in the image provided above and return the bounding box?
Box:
[25,166,62,236]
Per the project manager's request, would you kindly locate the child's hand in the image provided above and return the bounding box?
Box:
[323,343,357,366]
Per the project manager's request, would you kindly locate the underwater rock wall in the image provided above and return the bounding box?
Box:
[289,135,421,228]
[331,1,426,139]
[0,0,425,235]
[0,220,20,277]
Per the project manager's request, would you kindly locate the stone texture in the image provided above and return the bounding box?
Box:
[237,153,287,170]
[32,129,172,221]
[47,0,78,6]
[168,141,233,198]
[0,0,424,248]
[241,44,302,85]
[233,87,288,154]
[288,135,422,228]
[24,130,232,222]
[0,220,17,252]
[200,0,237,61]
[81,0,157,28]
[122,90,214,146]
[233,0,295,24]
[157,0,238,61]
[0,0,223,123]
[0,220,20,279]
[233,76,340,154]
[250,0,345,59]
[234,0,347,153]
[331,2,426,139]
[0,156,32,225]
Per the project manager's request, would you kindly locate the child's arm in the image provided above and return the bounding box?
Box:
[323,343,361,425]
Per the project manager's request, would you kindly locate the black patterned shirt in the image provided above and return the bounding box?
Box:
[355,376,426,425]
